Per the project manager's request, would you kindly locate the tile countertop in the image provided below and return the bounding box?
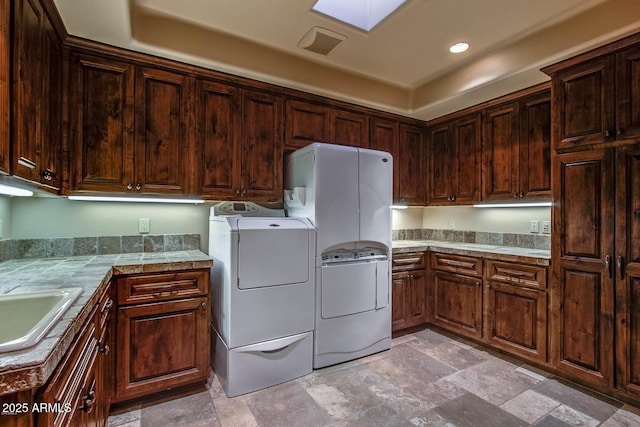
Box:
[0,251,213,396]
[392,240,551,265]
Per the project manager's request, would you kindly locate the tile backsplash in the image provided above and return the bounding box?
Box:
[393,228,550,251]
[0,234,201,263]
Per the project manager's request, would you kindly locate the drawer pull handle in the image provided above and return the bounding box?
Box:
[393,257,422,265]
[103,298,113,311]
[99,343,110,355]
[441,259,474,269]
[81,390,96,413]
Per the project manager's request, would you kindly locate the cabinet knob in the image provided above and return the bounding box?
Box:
[617,128,624,136]
[40,169,55,181]
[135,183,141,191]
[99,343,110,355]
[451,195,456,201]
[605,130,613,137]
[519,192,524,198]
[235,189,241,195]
[513,192,518,198]
[127,183,133,190]
[242,188,247,195]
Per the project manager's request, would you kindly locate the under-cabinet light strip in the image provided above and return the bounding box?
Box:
[67,195,205,204]
[473,202,552,208]
[0,184,33,197]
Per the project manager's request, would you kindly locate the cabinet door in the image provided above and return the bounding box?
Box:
[519,91,551,199]
[285,100,329,150]
[482,102,519,201]
[0,0,10,174]
[453,114,481,203]
[428,122,454,205]
[330,109,369,147]
[407,269,427,327]
[115,297,209,402]
[552,57,615,150]
[552,149,615,387]
[432,271,483,340]
[135,67,191,194]
[397,124,426,205]
[369,117,399,199]
[485,281,547,363]
[615,143,640,395]
[194,79,240,198]
[240,90,283,202]
[12,0,43,182]
[392,272,408,331]
[70,54,134,192]
[615,45,640,141]
[39,16,62,189]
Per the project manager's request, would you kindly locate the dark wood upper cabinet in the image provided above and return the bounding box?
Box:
[11,0,62,189]
[69,54,135,193]
[544,41,640,150]
[0,0,10,174]
[194,79,239,199]
[519,91,552,199]
[134,67,191,194]
[482,89,551,201]
[369,117,399,198]
[285,99,329,150]
[330,109,369,147]
[240,90,284,201]
[397,123,426,205]
[195,81,283,202]
[428,113,481,205]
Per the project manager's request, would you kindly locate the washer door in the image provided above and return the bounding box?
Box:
[237,219,310,289]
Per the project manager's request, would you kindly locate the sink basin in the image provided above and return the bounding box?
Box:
[0,287,83,353]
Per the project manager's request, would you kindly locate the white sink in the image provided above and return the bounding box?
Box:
[0,287,83,353]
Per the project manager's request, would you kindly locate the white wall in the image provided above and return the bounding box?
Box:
[392,205,551,234]
[0,196,12,239]
[10,198,213,250]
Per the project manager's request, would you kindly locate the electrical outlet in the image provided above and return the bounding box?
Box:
[542,220,551,234]
[529,219,539,233]
[139,218,150,234]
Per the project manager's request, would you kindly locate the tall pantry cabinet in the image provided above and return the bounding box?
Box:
[543,33,640,402]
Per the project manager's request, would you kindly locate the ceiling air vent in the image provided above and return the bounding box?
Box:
[298,27,347,56]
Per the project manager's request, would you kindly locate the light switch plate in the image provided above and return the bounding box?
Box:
[139,218,150,234]
[542,220,551,234]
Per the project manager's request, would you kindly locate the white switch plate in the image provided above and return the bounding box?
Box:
[529,220,539,233]
[542,220,551,234]
[139,218,150,234]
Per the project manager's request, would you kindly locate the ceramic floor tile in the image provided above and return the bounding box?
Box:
[548,404,600,427]
[140,390,219,427]
[534,415,574,427]
[500,389,561,423]
[533,378,621,421]
[443,357,542,405]
[600,407,640,427]
[212,394,258,427]
[244,380,330,427]
[411,339,489,370]
[433,392,528,427]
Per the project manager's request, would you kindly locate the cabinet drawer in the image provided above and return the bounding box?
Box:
[485,260,547,289]
[117,270,208,305]
[392,252,426,271]
[37,307,98,427]
[431,252,482,277]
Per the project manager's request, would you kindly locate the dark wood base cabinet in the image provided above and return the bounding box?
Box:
[391,252,427,331]
[113,270,210,404]
[36,284,112,427]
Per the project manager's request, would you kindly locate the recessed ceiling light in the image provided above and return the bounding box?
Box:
[449,42,470,54]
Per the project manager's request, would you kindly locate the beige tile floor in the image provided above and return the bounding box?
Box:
[107,328,640,427]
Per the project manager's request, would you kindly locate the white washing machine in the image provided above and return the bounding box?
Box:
[209,202,316,397]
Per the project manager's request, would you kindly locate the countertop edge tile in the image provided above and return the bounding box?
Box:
[0,251,212,395]
[392,240,550,265]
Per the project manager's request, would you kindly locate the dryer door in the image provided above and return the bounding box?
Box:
[237,218,311,289]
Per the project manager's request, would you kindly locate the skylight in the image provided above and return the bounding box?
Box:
[312,0,407,32]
